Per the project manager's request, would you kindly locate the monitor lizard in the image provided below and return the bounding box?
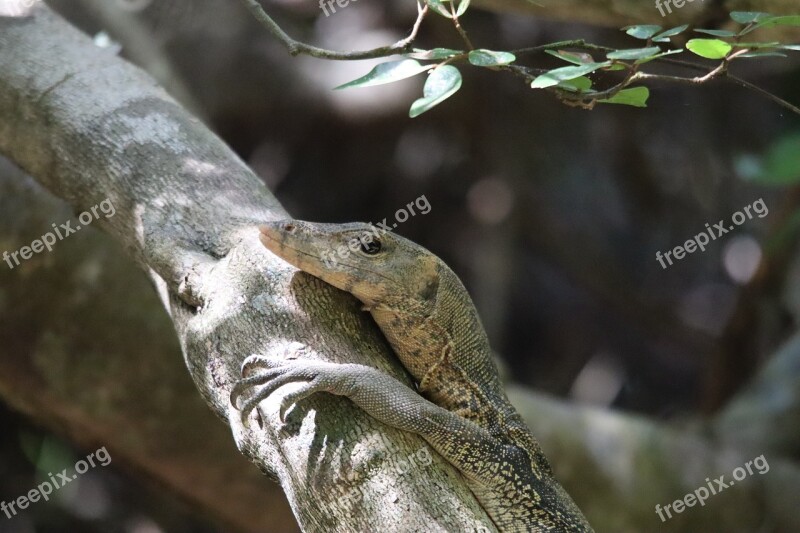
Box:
[231,220,593,532]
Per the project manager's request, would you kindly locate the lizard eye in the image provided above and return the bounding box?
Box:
[360,237,382,255]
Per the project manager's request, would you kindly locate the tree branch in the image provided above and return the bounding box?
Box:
[237,0,427,60]
[0,161,298,532]
[509,385,800,532]
[0,4,491,530]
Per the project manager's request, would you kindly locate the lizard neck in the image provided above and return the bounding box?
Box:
[370,266,506,402]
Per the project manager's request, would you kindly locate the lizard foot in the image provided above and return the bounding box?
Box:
[231,355,359,426]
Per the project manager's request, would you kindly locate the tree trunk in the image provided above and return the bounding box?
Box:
[0,4,493,531]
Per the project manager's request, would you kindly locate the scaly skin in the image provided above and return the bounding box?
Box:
[231,220,593,532]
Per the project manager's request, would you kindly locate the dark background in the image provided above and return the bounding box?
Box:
[1,0,798,530]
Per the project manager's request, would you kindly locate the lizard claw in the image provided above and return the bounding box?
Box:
[230,355,289,427]
[231,356,357,427]
[229,355,282,408]
[279,383,323,422]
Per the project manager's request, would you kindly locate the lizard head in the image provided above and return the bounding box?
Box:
[258,220,441,310]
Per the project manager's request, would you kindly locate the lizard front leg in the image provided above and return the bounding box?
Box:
[231,355,590,532]
[230,354,505,464]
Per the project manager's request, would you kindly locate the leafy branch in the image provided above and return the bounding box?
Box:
[237,0,428,60]
[239,0,800,117]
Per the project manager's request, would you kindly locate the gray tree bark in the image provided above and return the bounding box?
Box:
[0,3,492,531]
[0,161,298,532]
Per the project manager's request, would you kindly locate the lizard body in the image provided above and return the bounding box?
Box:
[232,220,593,532]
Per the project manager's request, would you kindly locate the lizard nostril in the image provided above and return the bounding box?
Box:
[284,223,295,232]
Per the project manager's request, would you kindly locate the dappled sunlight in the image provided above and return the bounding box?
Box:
[297,6,420,117]
[570,352,625,407]
[0,0,37,18]
[723,235,763,284]
[467,177,514,225]
[679,283,737,335]
[181,157,219,176]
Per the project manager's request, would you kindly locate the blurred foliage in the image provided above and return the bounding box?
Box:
[1,0,799,530]
[0,405,218,532]
[738,132,800,185]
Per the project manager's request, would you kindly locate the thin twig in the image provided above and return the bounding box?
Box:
[511,40,615,56]
[545,45,800,117]
[655,57,800,115]
[724,75,800,115]
[631,70,718,85]
[238,0,427,60]
[635,58,729,85]
[449,3,474,51]
[505,65,547,80]
[551,62,727,106]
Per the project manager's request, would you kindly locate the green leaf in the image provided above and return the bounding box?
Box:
[686,38,732,59]
[753,15,800,29]
[407,48,463,60]
[607,46,661,60]
[409,66,462,117]
[455,0,470,17]
[468,49,516,66]
[694,28,738,37]
[335,60,432,90]
[623,25,662,40]
[781,44,800,51]
[545,49,595,65]
[736,51,787,58]
[598,86,650,107]
[765,210,800,257]
[530,62,610,89]
[738,134,800,185]
[735,42,781,49]
[730,11,771,24]
[653,25,689,41]
[634,48,683,65]
[426,0,453,18]
[557,76,593,92]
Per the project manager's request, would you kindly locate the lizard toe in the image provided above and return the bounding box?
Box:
[279,364,363,421]
[279,381,326,421]
[237,364,321,424]
[241,354,283,376]
[239,404,267,429]
[230,368,285,408]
